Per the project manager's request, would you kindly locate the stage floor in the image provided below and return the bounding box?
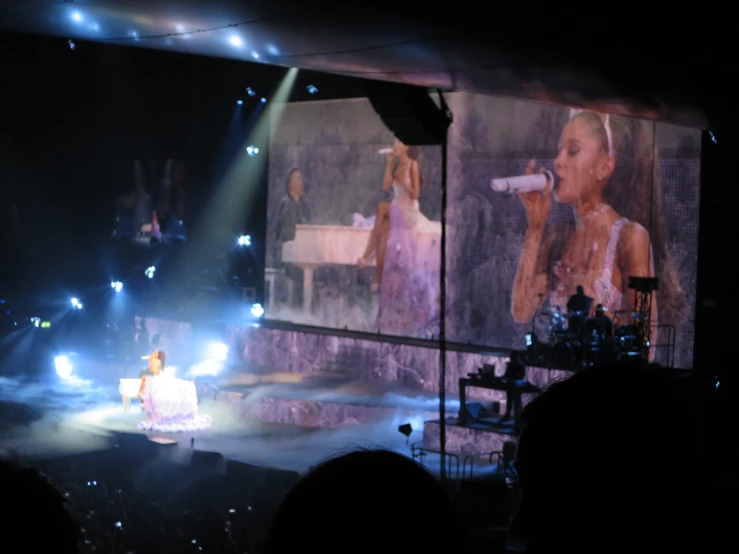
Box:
[0,370,475,475]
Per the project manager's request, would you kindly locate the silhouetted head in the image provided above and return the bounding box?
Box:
[265,449,465,554]
[512,363,697,552]
[575,285,584,295]
[595,303,605,317]
[0,457,80,554]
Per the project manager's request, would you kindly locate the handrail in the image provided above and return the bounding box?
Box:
[411,444,461,480]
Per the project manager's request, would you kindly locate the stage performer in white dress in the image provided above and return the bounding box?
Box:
[357,140,442,337]
[137,350,211,432]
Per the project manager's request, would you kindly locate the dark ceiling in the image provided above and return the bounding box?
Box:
[0,1,732,129]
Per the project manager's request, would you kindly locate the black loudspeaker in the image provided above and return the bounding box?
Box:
[366,83,451,145]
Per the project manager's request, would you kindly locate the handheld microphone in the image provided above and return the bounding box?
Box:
[491,169,554,193]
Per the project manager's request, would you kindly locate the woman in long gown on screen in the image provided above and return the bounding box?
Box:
[137,350,211,433]
[357,140,441,337]
[511,110,686,355]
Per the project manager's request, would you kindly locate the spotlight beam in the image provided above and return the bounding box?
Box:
[190,67,299,254]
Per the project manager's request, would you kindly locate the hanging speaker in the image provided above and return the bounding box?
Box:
[365,83,451,146]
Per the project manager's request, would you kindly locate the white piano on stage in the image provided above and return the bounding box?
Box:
[281,223,442,313]
[281,224,375,312]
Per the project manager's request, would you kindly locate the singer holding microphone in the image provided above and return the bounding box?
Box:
[357,139,441,337]
[509,110,685,354]
[357,139,425,292]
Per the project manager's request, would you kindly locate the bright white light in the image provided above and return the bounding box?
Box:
[129,30,139,39]
[229,35,244,48]
[251,51,260,59]
[145,266,156,279]
[237,235,251,246]
[189,359,222,377]
[207,342,229,362]
[246,145,259,156]
[31,317,40,328]
[260,97,266,103]
[266,44,279,55]
[55,356,73,380]
[307,85,318,94]
[71,12,83,23]
[246,87,256,96]
[70,297,82,309]
[251,303,265,318]
[111,281,123,293]
[237,100,243,105]
[174,23,186,33]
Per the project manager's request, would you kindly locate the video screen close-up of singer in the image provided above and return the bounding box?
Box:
[510,110,685,356]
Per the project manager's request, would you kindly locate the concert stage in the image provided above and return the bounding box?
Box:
[195,372,453,429]
[423,419,513,455]
[1,318,573,478]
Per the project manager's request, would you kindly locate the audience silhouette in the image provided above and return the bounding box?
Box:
[265,449,466,554]
[6,362,736,554]
[1,456,80,554]
[511,363,698,552]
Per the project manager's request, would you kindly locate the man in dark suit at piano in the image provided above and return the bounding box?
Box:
[274,168,311,308]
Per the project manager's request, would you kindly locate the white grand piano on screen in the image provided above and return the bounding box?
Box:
[281,223,443,314]
[281,224,375,312]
